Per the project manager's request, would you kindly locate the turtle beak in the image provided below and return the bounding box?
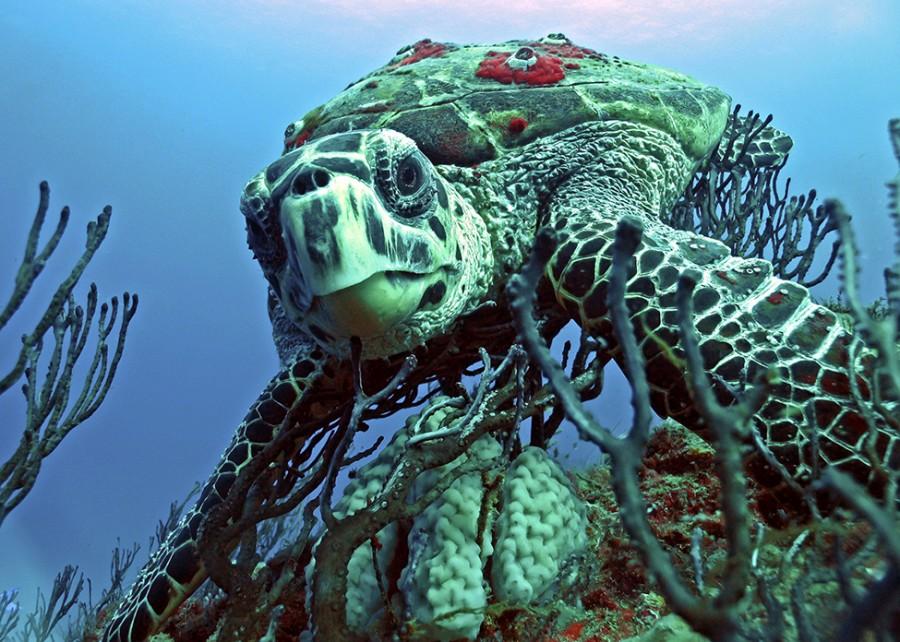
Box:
[310,270,448,338]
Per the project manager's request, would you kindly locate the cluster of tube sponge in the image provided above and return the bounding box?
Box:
[305,397,588,640]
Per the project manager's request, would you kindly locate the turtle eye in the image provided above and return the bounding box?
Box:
[396,154,424,196]
[374,147,435,219]
[246,216,266,243]
[241,183,287,273]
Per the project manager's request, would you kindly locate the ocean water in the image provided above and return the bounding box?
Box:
[0,1,898,639]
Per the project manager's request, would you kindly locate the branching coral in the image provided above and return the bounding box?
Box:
[0,590,19,641]
[17,566,84,642]
[0,183,137,642]
[0,182,138,527]
[666,106,840,288]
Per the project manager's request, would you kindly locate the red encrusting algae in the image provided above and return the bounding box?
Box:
[508,117,528,134]
[475,50,567,86]
[286,129,313,151]
[530,42,606,60]
[714,269,738,285]
[561,620,587,640]
[394,39,449,67]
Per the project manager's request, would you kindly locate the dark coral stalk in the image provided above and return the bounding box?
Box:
[666,106,840,288]
[0,182,138,527]
[16,566,84,642]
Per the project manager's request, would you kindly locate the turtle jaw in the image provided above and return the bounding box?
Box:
[307,269,449,339]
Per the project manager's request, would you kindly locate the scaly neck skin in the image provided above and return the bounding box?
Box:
[440,121,697,298]
[438,163,534,298]
[535,120,697,222]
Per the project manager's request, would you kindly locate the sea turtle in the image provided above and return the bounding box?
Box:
[100,35,896,641]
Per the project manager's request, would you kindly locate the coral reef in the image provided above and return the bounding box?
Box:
[83,117,895,642]
[5,39,898,642]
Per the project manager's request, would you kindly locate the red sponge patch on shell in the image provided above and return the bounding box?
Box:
[475,50,566,86]
[395,39,448,67]
[508,117,528,134]
[286,129,313,151]
[531,42,605,60]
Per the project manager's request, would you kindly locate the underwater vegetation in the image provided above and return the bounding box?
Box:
[0,183,138,530]
[2,36,899,642]
[0,183,138,639]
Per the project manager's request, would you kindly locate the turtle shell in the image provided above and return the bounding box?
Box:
[283,34,731,167]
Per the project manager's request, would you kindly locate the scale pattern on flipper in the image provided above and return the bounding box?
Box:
[540,121,897,497]
[100,351,330,642]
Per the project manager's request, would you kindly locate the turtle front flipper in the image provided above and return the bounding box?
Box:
[100,348,336,642]
[542,121,897,502]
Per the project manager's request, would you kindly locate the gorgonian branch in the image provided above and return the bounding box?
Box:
[666,106,840,288]
[19,565,84,642]
[0,589,19,641]
[0,183,137,528]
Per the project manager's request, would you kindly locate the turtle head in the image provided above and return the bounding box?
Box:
[241,129,493,357]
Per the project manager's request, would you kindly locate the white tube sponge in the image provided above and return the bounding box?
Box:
[400,433,502,641]
[491,446,587,604]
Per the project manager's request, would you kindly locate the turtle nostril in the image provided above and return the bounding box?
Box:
[291,167,331,196]
[313,170,330,188]
[291,172,312,196]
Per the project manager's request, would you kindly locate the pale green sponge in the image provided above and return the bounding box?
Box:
[491,446,588,604]
[400,433,501,640]
[305,396,588,641]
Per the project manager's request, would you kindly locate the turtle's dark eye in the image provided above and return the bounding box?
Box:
[246,217,265,241]
[241,185,287,273]
[397,154,424,196]
[375,147,435,219]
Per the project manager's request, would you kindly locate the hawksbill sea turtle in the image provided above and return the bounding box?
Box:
[100,35,897,641]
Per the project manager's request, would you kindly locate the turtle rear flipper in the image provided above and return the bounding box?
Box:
[715,109,793,171]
